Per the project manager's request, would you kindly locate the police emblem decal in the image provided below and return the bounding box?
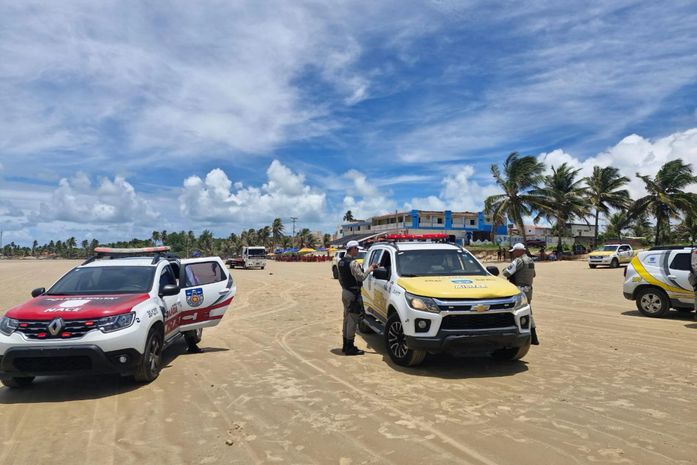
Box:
[186,288,204,307]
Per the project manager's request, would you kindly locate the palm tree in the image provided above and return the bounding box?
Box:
[81,239,89,257]
[31,240,38,257]
[343,210,355,222]
[585,166,631,248]
[271,218,284,246]
[198,230,214,256]
[631,159,697,246]
[151,231,161,245]
[160,230,168,246]
[630,212,653,241]
[532,163,589,252]
[675,214,697,244]
[257,226,271,248]
[605,211,631,241]
[484,152,546,243]
[297,229,316,248]
[66,237,77,258]
[323,233,331,248]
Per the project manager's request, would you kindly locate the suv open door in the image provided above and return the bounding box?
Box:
[178,257,235,332]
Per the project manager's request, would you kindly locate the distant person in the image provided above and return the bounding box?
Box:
[539,247,546,261]
[337,241,378,355]
[497,246,503,261]
[503,243,539,345]
[690,248,697,321]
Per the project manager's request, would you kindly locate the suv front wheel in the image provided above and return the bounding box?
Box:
[385,313,426,367]
[635,287,670,317]
[134,327,163,383]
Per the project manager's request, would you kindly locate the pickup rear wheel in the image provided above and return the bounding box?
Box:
[385,314,426,367]
[635,287,670,317]
[133,327,163,383]
[1,376,35,388]
[610,258,619,268]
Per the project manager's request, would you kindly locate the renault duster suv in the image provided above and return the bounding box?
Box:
[0,247,235,388]
[359,239,533,366]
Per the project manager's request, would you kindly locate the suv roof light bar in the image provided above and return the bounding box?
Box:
[82,246,176,265]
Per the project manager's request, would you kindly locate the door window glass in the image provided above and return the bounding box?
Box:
[368,250,383,266]
[159,265,177,289]
[184,262,226,287]
[669,253,691,271]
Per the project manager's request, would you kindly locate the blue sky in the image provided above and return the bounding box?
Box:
[1,0,696,245]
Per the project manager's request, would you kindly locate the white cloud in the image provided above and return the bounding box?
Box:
[341,170,397,219]
[538,128,697,199]
[407,165,499,212]
[179,160,326,224]
[36,174,158,224]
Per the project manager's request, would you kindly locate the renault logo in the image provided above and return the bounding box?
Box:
[48,318,64,336]
[472,304,489,312]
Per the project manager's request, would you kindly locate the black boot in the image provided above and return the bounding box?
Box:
[187,343,203,354]
[531,327,540,346]
[343,338,364,356]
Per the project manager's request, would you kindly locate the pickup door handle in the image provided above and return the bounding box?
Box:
[667,275,677,280]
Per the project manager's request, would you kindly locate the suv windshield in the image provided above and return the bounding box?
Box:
[47,266,156,295]
[396,249,486,277]
[600,245,619,251]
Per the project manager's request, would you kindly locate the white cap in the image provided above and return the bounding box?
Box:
[509,242,526,252]
[346,240,360,249]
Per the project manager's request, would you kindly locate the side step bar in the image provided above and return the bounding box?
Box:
[361,313,385,336]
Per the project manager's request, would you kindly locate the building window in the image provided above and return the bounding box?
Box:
[469,219,476,226]
[437,218,443,224]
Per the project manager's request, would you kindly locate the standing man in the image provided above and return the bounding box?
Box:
[690,247,697,320]
[503,243,540,345]
[337,240,378,355]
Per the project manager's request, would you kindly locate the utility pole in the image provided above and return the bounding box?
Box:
[290,217,298,248]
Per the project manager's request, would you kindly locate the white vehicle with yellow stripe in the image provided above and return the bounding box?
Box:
[623,246,695,317]
[588,243,634,268]
[359,239,533,366]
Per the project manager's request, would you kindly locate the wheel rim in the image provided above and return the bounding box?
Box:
[147,336,162,373]
[387,321,408,359]
[640,293,663,313]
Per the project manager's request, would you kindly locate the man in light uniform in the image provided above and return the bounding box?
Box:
[503,243,540,345]
[337,240,377,355]
[690,248,697,320]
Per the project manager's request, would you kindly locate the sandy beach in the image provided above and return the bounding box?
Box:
[0,259,695,465]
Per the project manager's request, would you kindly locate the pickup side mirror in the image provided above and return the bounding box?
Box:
[159,284,180,297]
[31,287,46,298]
[486,266,500,277]
[373,267,390,281]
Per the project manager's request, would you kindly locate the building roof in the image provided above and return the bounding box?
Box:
[330,233,377,247]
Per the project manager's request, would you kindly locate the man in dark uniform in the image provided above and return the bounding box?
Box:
[337,240,377,355]
[503,243,540,345]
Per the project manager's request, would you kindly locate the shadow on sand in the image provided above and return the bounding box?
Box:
[0,338,228,404]
[355,332,528,380]
[621,310,696,321]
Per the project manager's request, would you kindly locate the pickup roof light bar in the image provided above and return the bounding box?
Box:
[383,233,449,241]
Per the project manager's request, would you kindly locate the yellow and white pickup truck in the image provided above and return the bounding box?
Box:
[358,240,532,366]
[588,243,634,268]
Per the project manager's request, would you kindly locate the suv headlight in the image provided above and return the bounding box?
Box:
[0,316,19,336]
[405,292,440,313]
[512,292,529,311]
[96,312,135,333]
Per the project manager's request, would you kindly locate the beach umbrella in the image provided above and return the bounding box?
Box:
[298,247,316,254]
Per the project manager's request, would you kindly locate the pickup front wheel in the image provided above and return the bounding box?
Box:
[385,314,426,367]
[134,328,163,383]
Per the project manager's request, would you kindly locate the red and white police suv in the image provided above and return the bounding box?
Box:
[0,247,235,388]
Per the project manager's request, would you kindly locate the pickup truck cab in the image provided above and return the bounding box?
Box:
[227,246,266,270]
[0,247,235,388]
[358,240,532,366]
[588,243,633,268]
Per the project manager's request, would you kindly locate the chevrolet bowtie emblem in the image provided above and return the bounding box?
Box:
[472,304,489,312]
[48,318,64,336]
